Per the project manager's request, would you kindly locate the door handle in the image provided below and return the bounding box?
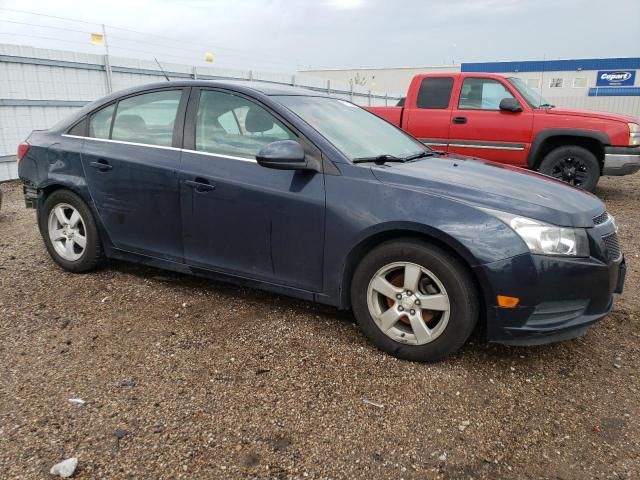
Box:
[184,178,215,192]
[90,159,113,171]
[452,116,467,124]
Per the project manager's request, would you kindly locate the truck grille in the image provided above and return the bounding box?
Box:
[603,233,621,261]
[593,211,609,225]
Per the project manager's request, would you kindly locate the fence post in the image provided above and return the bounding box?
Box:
[249,70,253,81]
[368,89,372,106]
[101,24,113,93]
[327,80,331,95]
[350,83,354,102]
[291,74,296,86]
[385,93,388,106]
[192,66,198,80]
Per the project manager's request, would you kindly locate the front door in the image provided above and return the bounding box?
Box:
[448,77,533,165]
[80,89,187,261]
[179,89,326,291]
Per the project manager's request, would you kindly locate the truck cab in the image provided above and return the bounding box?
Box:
[368,72,640,191]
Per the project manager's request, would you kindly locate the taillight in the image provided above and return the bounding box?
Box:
[17,142,30,161]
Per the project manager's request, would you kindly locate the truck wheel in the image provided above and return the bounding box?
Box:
[350,239,478,362]
[38,189,104,273]
[538,145,600,192]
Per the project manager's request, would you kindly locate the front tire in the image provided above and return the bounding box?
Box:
[351,240,478,362]
[38,189,103,272]
[538,145,600,192]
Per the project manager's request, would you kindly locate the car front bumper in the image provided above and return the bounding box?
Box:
[475,252,625,346]
[603,146,640,176]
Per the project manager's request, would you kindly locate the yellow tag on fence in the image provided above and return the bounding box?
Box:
[90,33,104,46]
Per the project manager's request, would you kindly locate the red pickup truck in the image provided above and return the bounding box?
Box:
[367,73,640,191]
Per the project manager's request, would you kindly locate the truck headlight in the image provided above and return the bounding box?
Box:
[630,123,640,146]
[486,210,589,257]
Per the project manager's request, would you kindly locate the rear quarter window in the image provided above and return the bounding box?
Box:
[416,77,454,109]
[89,104,116,139]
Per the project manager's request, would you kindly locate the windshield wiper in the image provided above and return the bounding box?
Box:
[538,103,555,108]
[353,154,406,164]
[403,150,445,161]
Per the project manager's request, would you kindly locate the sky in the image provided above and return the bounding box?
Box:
[0,0,639,73]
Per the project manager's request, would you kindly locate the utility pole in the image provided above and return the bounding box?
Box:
[102,24,113,93]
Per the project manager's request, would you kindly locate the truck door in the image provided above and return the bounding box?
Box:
[403,76,455,151]
[448,77,533,165]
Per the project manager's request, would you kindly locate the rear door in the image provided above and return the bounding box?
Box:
[80,88,188,261]
[178,88,326,291]
[402,76,455,150]
[448,76,533,165]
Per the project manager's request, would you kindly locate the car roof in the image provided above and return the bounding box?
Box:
[111,80,329,98]
[51,80,330,132]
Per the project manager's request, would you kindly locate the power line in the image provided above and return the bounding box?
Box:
[0,19,296,68]
[0,7,298,65]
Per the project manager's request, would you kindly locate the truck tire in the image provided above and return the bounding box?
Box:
[538,145,600,192]
[38,189,104,273]
[350,239,478,362]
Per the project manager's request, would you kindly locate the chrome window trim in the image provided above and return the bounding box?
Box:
[61,134,257,163]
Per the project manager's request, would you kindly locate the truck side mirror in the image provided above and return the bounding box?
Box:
[499,98,523,112]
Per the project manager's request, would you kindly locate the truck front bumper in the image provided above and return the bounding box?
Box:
[603,146,640,176]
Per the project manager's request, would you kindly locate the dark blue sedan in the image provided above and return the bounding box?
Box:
[17,81,625,361]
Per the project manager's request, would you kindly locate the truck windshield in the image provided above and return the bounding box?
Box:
[507,77,552,108]
[274,96,428,161]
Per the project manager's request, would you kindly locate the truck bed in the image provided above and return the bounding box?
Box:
[366,106,403,126]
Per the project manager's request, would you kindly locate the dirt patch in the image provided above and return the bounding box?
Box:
[1,177,639,479]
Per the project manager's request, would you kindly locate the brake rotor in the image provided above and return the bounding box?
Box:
[385,271,434,326]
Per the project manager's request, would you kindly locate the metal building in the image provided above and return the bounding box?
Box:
[299,57,640,118]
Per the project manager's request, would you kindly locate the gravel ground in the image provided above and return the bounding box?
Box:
[1,177,639,479]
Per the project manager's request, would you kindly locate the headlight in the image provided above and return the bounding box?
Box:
[488,210,589,257]
[630,123,640,146]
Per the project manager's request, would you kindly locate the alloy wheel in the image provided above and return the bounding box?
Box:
[549,156,588,186]
[47,203,87,261]
[366,262,450,345]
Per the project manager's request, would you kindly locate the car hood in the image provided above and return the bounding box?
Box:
[544,107,638,123]
[370,155,605,227]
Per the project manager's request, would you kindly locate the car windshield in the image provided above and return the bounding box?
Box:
[507,77,551,108]
[274,96,428,161]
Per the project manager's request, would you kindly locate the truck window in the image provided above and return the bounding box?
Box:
[459,78,515,110]
[416,77,454,109]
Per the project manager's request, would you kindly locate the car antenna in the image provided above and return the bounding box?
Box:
[154,57,170,82]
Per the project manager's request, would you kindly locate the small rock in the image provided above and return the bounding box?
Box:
[458,420,470,432]
[50,457,78,478]
[68,398,85,405]
[152,424,163,433]
[613,363,621,369]
[438,452,447,461]
[119,379,137,387]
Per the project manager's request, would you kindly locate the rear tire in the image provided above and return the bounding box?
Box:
[351,239,478,362]
[38,189,103,273]
[538,145,600,192]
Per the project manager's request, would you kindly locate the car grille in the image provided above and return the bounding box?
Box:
[603,233,621,261]
[593,211,609,225]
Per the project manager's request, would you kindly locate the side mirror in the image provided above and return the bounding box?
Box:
[499,97,523,112]
[256,140,308,170]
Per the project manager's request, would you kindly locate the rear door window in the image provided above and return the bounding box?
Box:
[111,90,182,146]
[416,77,454,109]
